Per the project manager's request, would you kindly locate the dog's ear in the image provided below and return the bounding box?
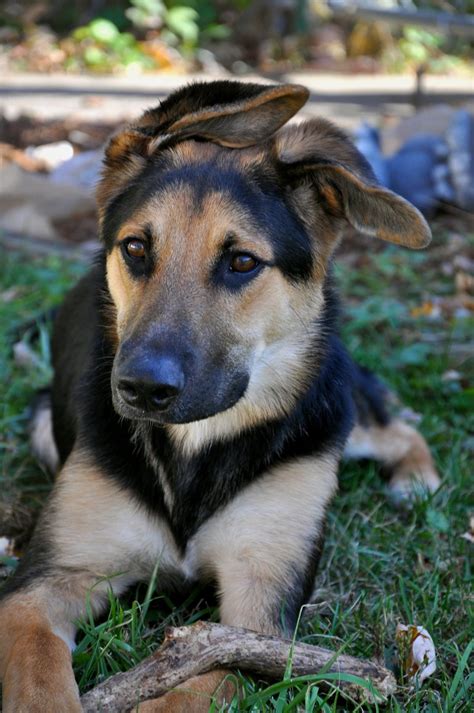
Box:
[140,81,310,149]
[276,120,431,249]
[98,81,309,215]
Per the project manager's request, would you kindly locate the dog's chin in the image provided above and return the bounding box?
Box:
[112,387,247,426]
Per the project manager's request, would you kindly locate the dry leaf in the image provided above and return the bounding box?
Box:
[396,624,436,683]
[460,516,474,544]
[410,302,441,319]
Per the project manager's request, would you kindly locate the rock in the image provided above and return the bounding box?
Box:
[196,49,229,76]
[447,110,474,212]
[26,140,74,170]
[0,163,95,240]
[1,204,57,240]
[381,105,456,155]
[49,149,103,194]
[387,135,449,217]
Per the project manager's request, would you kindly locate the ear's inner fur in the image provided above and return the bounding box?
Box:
[161,84,310,148]
[282,159,432,249]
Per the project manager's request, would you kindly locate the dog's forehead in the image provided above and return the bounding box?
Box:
[103,138,314,282]
[104,141,276,242]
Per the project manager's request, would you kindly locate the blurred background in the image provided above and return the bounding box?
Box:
[0,0,473,241]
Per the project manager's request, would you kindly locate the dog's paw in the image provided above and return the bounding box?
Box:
[132,669,238,713]
[2,628,81,713]
[387,466,441,509]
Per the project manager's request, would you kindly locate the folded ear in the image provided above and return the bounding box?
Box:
[143,80,310,149]
[276,121,431,250]
[98,80,309,214]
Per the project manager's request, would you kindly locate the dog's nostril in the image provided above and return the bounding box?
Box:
[149,384,180,408]
[118,379,140,405]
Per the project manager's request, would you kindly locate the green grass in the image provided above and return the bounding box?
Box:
[1,224,473,711]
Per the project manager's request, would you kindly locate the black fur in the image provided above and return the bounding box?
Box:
[137,80,284,138]
[352,364,391,427]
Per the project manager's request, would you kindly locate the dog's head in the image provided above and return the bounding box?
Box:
[97,80,430,433]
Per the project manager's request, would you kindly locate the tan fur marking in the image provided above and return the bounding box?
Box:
[52,450,181,581]
[345,420,440,495]
[0,596,81,712]
[97,140,146,221]
[134,669,237,712]
[106,248,142,336]
[276,118,361,166]
[188,454,338,634]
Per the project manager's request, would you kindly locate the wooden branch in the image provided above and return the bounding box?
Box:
[81,622,396,713]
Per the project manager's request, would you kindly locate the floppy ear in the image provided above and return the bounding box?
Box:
[141,80,310,149]
[98,80,309,214]
[276,120,431,250]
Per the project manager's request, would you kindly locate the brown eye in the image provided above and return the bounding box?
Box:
[125,238,145,259]
[230,253,258,273]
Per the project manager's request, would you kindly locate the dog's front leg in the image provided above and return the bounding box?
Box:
[0,448,177,712]
[205,453,338,635]
[140,453,339,712]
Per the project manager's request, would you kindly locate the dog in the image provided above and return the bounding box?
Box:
[0,81,440,712]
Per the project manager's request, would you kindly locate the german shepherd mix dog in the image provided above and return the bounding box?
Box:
[0,82,440,712]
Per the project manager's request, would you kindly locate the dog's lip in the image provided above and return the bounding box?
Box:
[112,384,247,425]
[112,391,164,421]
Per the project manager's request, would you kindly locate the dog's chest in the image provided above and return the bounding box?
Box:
[134,421,283,549]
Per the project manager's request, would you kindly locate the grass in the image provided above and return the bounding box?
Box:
[1,222,473,711]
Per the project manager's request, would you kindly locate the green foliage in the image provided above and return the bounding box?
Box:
[386,24,468,74]
[61,1,230,70]
[0,252,86,524]
[126,0,168,29]
[126,0,228,51]
[165,6,200,46]
[70,17,156,72]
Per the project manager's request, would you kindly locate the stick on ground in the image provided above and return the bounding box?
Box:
[80,621,396,712]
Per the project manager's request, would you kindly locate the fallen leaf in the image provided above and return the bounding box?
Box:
[396,624,436,683]
[460,515,474,544]
[410,302,441,319]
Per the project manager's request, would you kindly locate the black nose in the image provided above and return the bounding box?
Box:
[117,356,185,412]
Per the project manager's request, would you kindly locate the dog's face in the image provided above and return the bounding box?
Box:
[103,142,322,425]
[97,81,430,427]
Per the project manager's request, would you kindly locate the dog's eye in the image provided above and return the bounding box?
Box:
[230,254,259,273]
[124,238,146,259]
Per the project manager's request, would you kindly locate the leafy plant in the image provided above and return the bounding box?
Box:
[126,0,227,52]
[70,17,157,72]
